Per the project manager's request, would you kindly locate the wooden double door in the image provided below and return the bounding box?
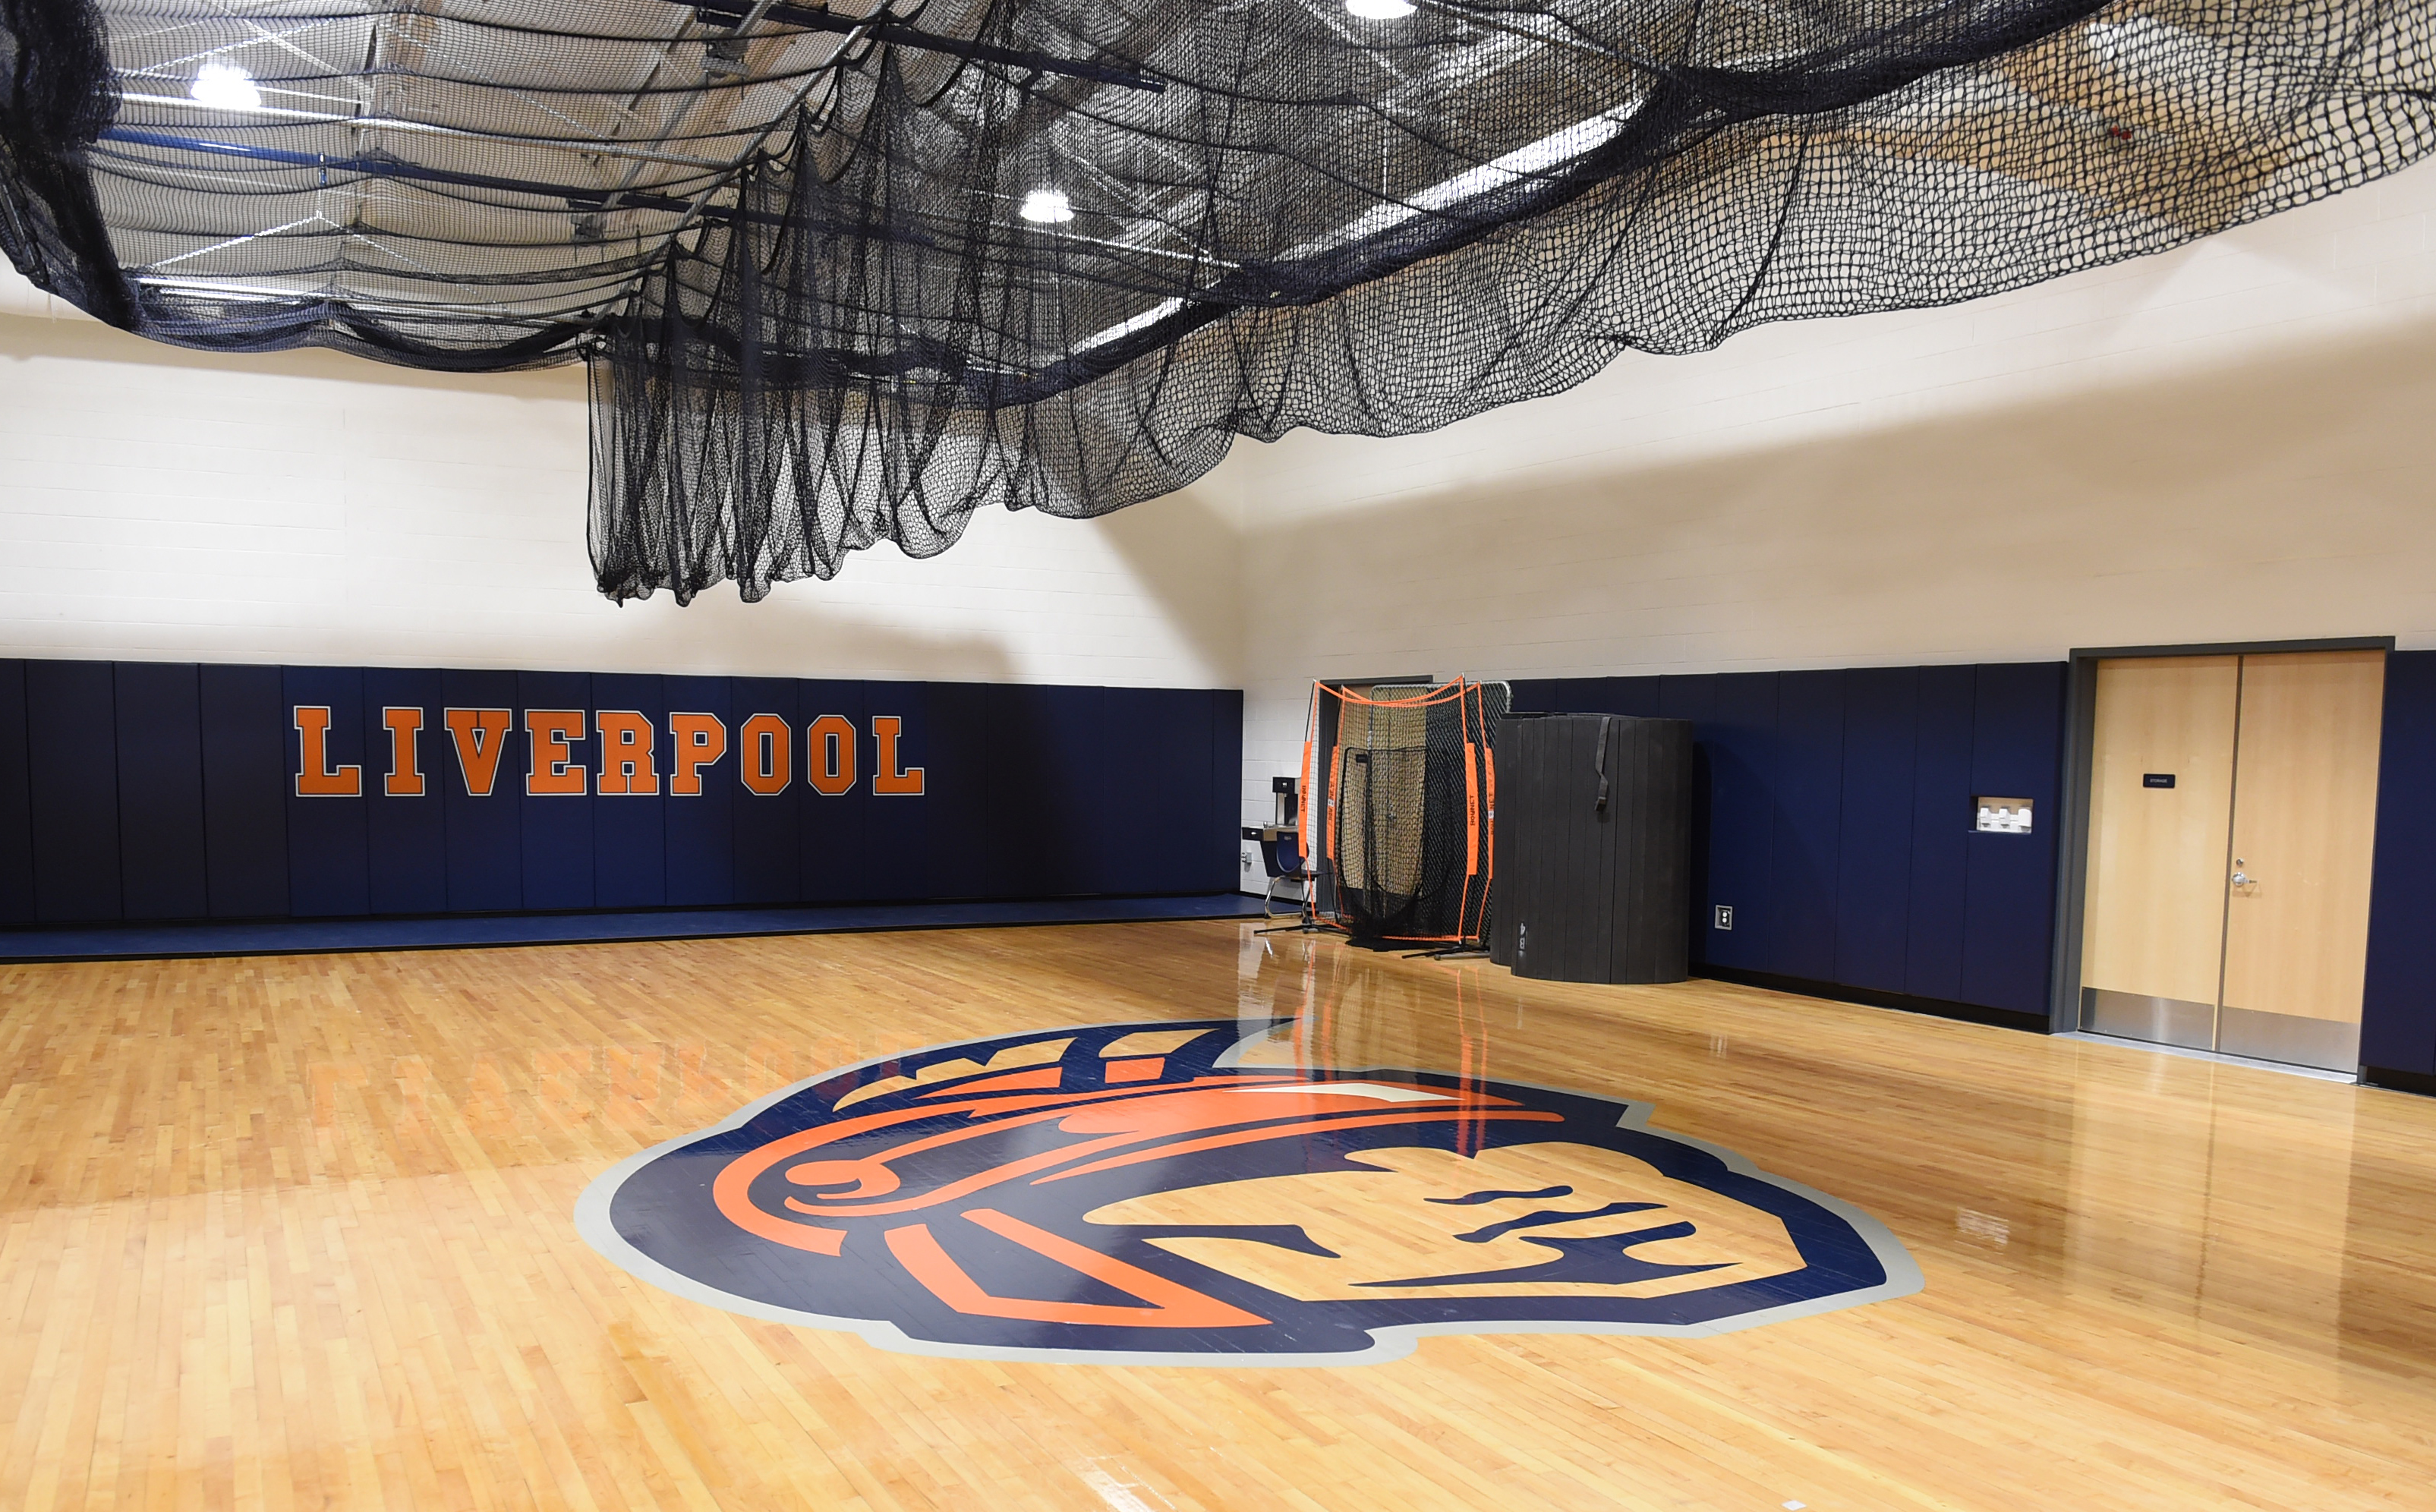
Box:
[2079,650,2385,1072]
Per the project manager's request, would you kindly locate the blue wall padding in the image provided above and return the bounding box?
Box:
[1903,665,1977,1003]
[991,683,1108,897]
[1655,673,1717,948]
[661,674,734,907]
[591,673,668,911]
[1700,673,1779,974]
[1547,676,1659,718]
[924,683,992,899]
[1210,691,1245,888]
[1095,686,1157,894]
[1960,663,2068,1014]
[1,660,1241,925]
[115,661,210,921]
[982,682,1051,896]
[199,663,288,918]
[796,679,868,905]
[27,660,124,922]
[281,664,370,918]
[728,676,800,906]
[1773,670,1848,983]
[1596,676,1662,717]
[2364,651,2436,1074]
[1046,682,1115,895]
[1104,687,1210,895]
[1833,666,1919,994]
[364,667,448,915]
[517,669,594,911]
[440,667,524,913]
[856,681,928,902]
[0,661,36,925]
[1161,687,1218,893]
[1515,661,2067,1018]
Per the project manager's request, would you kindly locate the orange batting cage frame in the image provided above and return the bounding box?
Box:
[1299,679,1504,947]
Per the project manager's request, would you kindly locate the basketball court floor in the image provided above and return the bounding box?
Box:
[3,920,2430,1509]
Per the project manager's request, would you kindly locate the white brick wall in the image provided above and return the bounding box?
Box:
[1224,159,2436,831]
[0,298,1242,690]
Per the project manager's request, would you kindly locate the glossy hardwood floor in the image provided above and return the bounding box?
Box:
[3,921,2434,1509]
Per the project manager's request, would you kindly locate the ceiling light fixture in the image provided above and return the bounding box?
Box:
[1018,188,1074,224]
[1344,0,1419,17]
[190,61,263,112]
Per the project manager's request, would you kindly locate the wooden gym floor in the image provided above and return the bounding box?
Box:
[2,921,2433,1509]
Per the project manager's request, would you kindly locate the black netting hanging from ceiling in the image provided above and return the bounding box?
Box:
[2,0,2432,601]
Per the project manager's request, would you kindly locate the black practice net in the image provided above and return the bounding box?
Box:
[1304,680,1507,944]
[5,0,2433,599]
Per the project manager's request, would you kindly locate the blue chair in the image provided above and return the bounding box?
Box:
[1243,777,1309,918]
[1243,821,1309,918]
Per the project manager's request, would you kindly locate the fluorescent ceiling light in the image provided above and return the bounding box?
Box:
[1067,97,1648,357]
[1018,188,1074,224]
[1283,97,1644,260]
[190,61,263,112]
[1344,0,1419,17]
[1071,296,1185,353]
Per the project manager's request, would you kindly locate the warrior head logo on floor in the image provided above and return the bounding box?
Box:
[578,1020,1921,1363]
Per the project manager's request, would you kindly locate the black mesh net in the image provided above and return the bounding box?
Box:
[4,0,2432,598]
[1305,680,1507,943]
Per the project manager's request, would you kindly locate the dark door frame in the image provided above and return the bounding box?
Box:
[2046,635,2397,1034]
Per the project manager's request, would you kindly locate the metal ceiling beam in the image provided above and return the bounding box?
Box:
[112,95,742,171]
[93,128,739,221]
[682,1,1167,92]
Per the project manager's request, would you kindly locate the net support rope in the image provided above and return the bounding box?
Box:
[4,0,2432,600]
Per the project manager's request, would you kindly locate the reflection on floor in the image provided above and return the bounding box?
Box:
[2,923,2433,1508]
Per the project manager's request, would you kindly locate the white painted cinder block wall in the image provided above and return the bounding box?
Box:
[0,288,1243,691]
[1223,159,2436,830]
[11,156,2436,883]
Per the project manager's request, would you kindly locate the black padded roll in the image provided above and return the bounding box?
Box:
[1490,713,1693,984]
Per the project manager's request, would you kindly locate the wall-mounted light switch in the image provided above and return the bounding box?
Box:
[1974,796,2034,834]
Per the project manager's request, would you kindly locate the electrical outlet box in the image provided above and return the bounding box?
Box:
[1974,796,2033,834]
[1713,905,1734,931]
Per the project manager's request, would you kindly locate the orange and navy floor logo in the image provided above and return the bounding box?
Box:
[576,1020,1921,1364]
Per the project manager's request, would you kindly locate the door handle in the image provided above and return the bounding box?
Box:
[2231,871,2249,885]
